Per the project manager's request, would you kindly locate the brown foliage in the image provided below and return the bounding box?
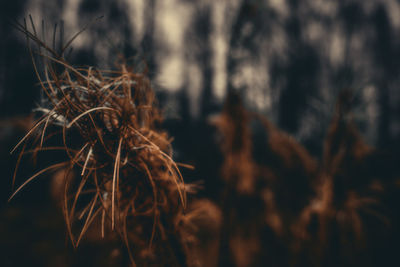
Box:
[8,19,398,267]
[9,19,199,266]
[213,91,318,266]
[213,90,392,266]
[294,90,390,266]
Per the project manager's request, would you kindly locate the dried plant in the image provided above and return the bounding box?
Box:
[213,91,318,266]
[7,16,398,267]
[213,91,255,195]
[9,18,195,266]
[212,89,392,266]
[293,90,390,266]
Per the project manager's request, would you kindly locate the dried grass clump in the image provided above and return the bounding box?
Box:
[213,91,318,266]
[211,92,264,267]
[213,91,255,195]
[178,199,222,267]
[214,90,390,266]
[10,19,191,266]
[293,90,390,266]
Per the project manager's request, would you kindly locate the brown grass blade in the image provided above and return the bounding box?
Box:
[9,161,68,201]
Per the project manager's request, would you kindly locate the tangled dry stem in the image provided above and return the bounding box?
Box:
[10,18,190,266]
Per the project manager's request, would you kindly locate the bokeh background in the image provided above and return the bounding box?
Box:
[1,0,400,266]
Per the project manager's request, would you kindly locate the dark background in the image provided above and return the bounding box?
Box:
[0,0,399,266]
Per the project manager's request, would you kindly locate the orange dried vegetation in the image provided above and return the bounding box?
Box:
[10,18,193,266]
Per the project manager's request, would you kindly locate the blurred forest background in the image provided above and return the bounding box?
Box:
[0,0,400,266]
